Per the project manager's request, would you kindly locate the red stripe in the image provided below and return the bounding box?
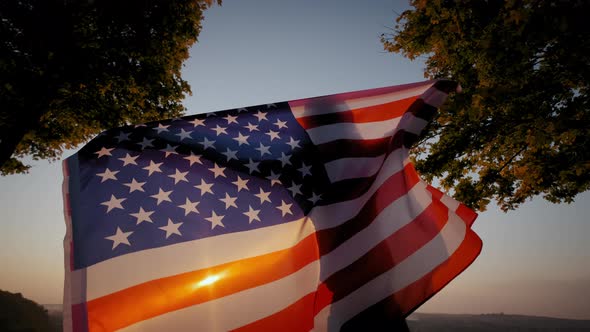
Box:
[317,163,420,255]
[320,175,379,205]
[231,292,316,332]
[296,96,417,129]
[314,199,449,314]
[426,185,444,200]
[242,199,450,330]
[342,225,482,330]
[71,303,88,332]
[316,129,418,164]
[289,80,433,108]
[316,137,390,162]
[457,204,478,227]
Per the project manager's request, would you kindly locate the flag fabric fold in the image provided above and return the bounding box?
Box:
[62,79,482,332]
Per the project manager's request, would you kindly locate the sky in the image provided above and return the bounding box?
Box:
[1,0,589,320]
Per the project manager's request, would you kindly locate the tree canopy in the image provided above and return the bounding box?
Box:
[0,0,220,175]
[383,0,590,211]
[0,290,53,332]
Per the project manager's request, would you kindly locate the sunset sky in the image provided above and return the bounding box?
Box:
[1,0,589,320]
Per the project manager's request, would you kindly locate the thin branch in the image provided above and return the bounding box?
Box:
[497,146,527,173]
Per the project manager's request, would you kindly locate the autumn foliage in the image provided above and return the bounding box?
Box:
[383,0,590,211]
[0,0,220,175]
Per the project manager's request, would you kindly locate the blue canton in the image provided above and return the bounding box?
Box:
[68,103,330,269]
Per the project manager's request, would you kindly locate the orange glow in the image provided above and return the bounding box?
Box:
[194,274,223,289]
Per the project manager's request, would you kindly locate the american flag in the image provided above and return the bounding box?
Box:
[62,80,482,331]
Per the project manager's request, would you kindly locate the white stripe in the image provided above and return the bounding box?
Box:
[77,216,316,301]
[319,181,431,281]
[324,155,385,183]
[305,117,401,145]
[313,210,467,331]
[439,190,460,212]
[398,112,429,135]
[121,260,320,332]
[422,88,448,108]
[61,161,73,332]
[311,148,410,231]
[291,85,432,118]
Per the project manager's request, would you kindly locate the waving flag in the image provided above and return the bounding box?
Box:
[62,80,482,331]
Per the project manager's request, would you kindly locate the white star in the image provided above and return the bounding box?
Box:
[178,198,199,216]
[298,163,313,177]
[308,192,322,205]
[159,219,183,238]
[237,107,249,113]
[115,131,131,142]
[123,178,146,193]
[266,171,282,186]
[161,144,178,158]
[243,205,261,223]
[279,152,292,167]
[224,114,239,124]
[105,227,132,250]
[134,123,147,128]
[194,179,214,196]
[286,137,301,150]
[199,137,216,150]
[287,182,303,197]
[219,193,238,209]
[233,132,250,146]
[265,130,280,141]
[100,194,126,213]
[204,211,225,229]
[137,137,154,149]
[171,117,184,121]
[154,123,170,133]
[96,168,119,183]
[211,125,228,136]
[168,168,189,184]
[206,112,218,117]
[222,148,239,161]
[130,207,154,224]
[255,143,271,157]
[274,119,288,129]
[190,118,206,127]
[94,147,114,158]
[243,122,259,132]
[209,163,226,178]
[276,200,293,217]
[255,188,272,204]
[176,129,193,141]
[245,158,260,174]
[143,160,163,176]
[184,152,202,166]
[253,111,268,122]
[150,188,172,205]
[232,176,250,192]
[118,153,139,166]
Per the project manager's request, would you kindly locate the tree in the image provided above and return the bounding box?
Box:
[382,0,590,211]
[0,0,220,175]
[0,290,52,332]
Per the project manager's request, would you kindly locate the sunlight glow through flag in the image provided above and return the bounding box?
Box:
[62,80,482,331]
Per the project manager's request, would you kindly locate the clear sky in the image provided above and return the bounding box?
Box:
[1,0,589,320]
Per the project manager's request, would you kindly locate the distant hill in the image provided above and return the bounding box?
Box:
[0,290,52,332]
[407,313,590,332]
[42,305,590,331]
